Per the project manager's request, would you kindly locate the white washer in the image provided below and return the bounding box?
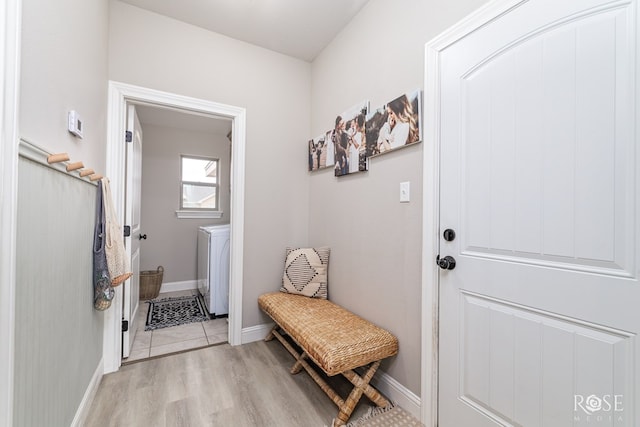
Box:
[197,224,230,316]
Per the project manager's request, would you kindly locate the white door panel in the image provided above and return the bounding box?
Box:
[122,105,143,359]
[437,0,638,425]
[455,4,634,273]
[459,291,633,426]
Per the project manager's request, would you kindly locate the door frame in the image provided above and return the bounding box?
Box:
[0,0,21,424]
[104,81,247,373]
[421,0,526,425]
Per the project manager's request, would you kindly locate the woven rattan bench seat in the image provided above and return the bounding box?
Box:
[259,291,399,426]
[258,292,398,376]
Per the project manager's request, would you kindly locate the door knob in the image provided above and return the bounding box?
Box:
[139,234,147,240]
[436,255,456,270]
[443,228,456,242]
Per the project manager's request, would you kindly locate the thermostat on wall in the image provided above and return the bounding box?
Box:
[68,110,84,139]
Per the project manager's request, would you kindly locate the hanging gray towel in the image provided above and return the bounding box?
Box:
[93,182,114,311]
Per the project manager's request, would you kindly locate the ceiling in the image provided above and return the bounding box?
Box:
[118,0,371,62]
[135,105,232,136]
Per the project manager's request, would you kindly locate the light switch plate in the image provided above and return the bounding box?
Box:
[400,181,410,202]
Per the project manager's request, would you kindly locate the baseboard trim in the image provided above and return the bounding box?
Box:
[241,323,274,344]
[160,280,198,294]
[371,371,421,420]
[71,358,104,427]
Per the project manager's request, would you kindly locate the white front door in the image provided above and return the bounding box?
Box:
[122,105,143,359]
[437,0,639,425]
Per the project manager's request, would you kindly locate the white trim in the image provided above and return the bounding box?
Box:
[228,106,246,347]
[0,0,21,425]
[420,37,441,425]
[105,81,246,374]
[175,209,223,219]
[371,371,421,420]
[421,0,527,425]
[159,280,198,294]
[70,359,104,427]
[241,323,274,344]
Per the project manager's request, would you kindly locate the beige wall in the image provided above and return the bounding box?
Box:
[109,0,312,327]
[20,0,109,174]
[309,0,489,395]
[140,123,231,283]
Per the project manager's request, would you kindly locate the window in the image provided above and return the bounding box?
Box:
[180,155,219,211]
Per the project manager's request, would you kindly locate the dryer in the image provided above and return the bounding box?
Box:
[197,224,230,316]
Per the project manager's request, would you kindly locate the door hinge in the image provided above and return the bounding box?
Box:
[125,130,132,143]
[122,320,129,332]
[123,225,131,237]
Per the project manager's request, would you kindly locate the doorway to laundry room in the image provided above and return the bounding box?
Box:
[123,104,234,363]
[103,81,247,373]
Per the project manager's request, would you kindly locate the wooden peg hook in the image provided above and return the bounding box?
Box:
[66,161,84,172]
[47,153,69,164]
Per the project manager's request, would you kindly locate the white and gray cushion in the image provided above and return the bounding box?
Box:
[280,247,330,299]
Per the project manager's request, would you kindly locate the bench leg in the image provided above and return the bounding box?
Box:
[342,361,390,408]
[264,324,278,342]
[290,352,308,374]
[334,385,365,426]
[269,329,346,409]
[333,360,386,426]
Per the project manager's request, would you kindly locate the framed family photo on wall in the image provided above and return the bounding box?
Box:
[330,100,369,177]
[308,134,331,171]
[365,89,422,157]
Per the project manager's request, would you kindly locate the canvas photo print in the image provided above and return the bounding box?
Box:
[328,100,369,177]
[308,134,332,171]
[365,89,422,157]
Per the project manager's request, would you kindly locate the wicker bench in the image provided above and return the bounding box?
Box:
[258,292,399,426]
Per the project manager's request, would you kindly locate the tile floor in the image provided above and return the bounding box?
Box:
[125,289,228,363]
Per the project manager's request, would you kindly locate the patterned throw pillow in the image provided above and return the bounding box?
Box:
[280,247,330,299]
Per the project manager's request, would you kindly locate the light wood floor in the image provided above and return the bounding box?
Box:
[85,340,377,426]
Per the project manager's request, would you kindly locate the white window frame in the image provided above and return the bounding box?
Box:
[177,154,222,219]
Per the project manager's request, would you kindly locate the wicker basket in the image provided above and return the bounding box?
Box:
[139,266,164,300]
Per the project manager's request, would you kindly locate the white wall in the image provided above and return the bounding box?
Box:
[109,0,311,327]
[309,0,489,396]
[20,0,109,174]
[140,123,231,283]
